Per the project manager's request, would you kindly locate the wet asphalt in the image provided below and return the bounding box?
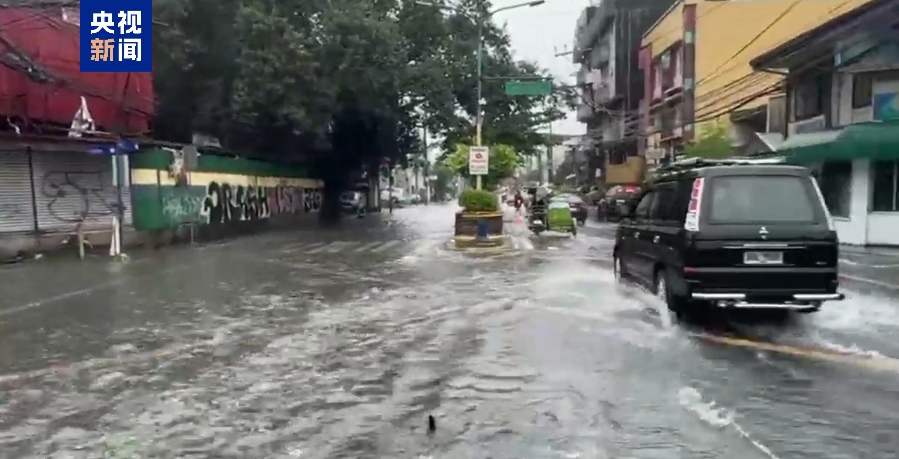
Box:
[2,204,899,458]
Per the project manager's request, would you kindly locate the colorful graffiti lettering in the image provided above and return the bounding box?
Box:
[201,182,319,224]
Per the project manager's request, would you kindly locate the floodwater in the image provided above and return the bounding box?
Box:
[2,204,899,458]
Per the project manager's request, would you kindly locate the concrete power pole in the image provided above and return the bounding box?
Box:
[546,123,554,185]
[536,151,543,185]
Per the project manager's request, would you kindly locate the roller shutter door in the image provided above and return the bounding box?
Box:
[32,150,133,233]
[0,150,36,233]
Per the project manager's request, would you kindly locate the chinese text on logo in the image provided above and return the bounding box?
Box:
[80,0,152,72]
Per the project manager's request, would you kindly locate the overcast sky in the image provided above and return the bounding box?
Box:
[501,0,591,136]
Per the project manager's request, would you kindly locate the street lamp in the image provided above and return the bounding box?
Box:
[415,0,546,189]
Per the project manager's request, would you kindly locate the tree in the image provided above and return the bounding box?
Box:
[431,163,459,200]
[442,143,520,190]
[152,0,573,221]
[684,117,733,159]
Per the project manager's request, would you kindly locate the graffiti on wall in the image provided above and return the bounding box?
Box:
[0,203,25,220]
[161,192,204,224]
[201,181,321,225]
[41,171,117,223]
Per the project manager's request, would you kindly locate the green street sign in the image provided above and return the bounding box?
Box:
[504,79,552,96]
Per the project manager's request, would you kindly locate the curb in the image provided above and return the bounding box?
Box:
[450,235,513,254]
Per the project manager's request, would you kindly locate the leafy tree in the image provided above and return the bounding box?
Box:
[442,143,520,190]
[684,118,733,159]
[151,0,573,221]
[431,163,458,201]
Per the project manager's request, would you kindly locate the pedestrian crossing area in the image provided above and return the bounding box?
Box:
[281,239,438,255]
[277,233,610,257]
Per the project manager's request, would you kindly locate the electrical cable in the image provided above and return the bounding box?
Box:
[696,0,805,87]
[576,1,899,146]
[695,0,858,89]
[575,0,869,138]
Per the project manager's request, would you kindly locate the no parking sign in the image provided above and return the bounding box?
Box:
[469,146,489,175]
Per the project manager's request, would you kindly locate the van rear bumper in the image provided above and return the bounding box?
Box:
[691,292,844,310]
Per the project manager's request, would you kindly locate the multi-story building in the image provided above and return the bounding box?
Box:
[750,0,899,246]
[639,0,875,164]
[573,0,677,186]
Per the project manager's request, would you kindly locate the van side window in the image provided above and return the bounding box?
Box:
[671,178,694,225]
[650,182,677,223]
[634,191,655,219]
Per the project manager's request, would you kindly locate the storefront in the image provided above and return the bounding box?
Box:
[784,121,899,246]
[0,144,131,236]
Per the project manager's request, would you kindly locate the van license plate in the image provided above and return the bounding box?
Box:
[744,251,783,265]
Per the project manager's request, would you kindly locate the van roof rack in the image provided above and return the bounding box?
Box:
[655,156,786,174]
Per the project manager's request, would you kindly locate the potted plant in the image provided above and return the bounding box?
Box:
[455,188,503,237]
[441,143,520,239]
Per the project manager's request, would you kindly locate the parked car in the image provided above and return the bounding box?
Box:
[379,187,411,206]
[340,191,366,213]
[613,158,843,315]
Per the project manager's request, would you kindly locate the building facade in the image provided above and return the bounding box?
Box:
[751,0,899,246]
[573,0,676,186]
[640,0,875,164]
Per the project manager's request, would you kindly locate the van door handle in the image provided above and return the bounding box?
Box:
[653,235,660,243]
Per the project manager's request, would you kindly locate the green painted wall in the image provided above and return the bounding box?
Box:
[130,148,323,231]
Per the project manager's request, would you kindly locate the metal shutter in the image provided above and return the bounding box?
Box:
[32,150,133,233]
[0,150,36,233]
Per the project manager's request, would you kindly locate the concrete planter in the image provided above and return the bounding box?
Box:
[454,211,503,237]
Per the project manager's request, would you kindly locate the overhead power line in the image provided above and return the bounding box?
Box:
[571,0,895,145]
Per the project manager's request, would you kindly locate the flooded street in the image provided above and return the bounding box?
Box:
[3,204,899,458]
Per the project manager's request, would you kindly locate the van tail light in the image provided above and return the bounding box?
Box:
[809,176,836,231]
[684,177,705,231]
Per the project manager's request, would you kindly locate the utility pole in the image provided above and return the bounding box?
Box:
[536,150,544,185]
[388,162,394,214]
[474,15,484,190]
[546,123,554,184]
[416,0,545,189]
[422,124,430,204]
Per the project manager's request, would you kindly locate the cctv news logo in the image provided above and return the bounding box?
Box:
[80,0,152,72]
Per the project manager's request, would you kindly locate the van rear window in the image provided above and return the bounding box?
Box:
[707,175,819,223]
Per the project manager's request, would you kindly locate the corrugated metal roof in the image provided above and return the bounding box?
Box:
[0,8,154,133]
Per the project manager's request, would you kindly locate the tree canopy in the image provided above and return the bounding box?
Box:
[152,0,574,212]
[684,118,733,159]
[442,143,519,190]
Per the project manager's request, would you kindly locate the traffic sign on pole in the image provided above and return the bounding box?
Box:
[468,146,489,175]
[504,79,552,96]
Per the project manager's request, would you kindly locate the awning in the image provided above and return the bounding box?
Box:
[782,121,899,164]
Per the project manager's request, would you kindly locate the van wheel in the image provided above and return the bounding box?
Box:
[613,255,626,283]
[654,268,686,316]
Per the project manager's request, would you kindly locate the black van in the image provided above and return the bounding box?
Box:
[613,158,843,314]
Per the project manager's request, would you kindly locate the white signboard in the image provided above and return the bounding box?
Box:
[468,146,489,175]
